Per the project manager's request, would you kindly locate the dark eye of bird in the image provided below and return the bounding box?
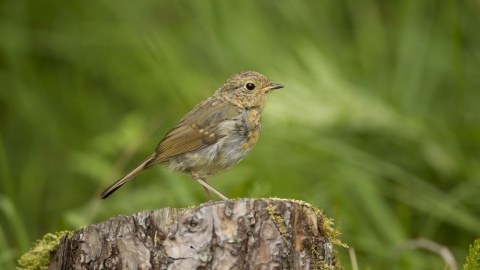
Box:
[246,83,255,90]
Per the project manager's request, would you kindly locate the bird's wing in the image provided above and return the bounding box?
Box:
[148,98,241,165]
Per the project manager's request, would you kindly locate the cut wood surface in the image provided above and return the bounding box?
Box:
[49,199,343,270]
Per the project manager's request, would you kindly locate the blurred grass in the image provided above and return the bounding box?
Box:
[1,0,480,269]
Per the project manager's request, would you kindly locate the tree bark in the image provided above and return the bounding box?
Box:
[49,199,343,270]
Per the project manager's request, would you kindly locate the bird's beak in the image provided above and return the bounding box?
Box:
[266,83,284,90]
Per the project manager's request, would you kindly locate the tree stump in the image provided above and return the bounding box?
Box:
[48,199,343,270]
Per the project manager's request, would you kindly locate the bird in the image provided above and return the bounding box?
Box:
[100,71,284,201]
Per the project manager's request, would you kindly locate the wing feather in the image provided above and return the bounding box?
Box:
[148,98,241,165]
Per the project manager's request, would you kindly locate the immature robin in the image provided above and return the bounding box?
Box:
[101,71,284,201]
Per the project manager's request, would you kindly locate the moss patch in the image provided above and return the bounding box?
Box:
[463,239,480,270]
[18,231,73,270]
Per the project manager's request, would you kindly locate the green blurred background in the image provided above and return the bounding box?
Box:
[1,0,480,269]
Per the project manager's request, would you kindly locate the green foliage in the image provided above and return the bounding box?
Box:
[17,231,72,270]
[463,239,480,270]
[1,0,479,269]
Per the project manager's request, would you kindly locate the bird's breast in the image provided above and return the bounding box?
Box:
[213,108,262,163]
[239,109,262,151]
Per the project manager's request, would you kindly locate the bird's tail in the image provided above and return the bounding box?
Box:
[100,153,156,199]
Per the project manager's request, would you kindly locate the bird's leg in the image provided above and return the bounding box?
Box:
[191,174,228,201]
[203,186,212,201]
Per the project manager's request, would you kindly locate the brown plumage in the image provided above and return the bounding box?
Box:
[100,71,283,201]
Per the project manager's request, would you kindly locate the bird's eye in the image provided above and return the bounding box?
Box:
[246,83,255,90]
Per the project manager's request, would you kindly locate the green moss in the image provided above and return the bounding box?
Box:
[266,204,293,268]
[463,239,480,270]
[17,231,73,270]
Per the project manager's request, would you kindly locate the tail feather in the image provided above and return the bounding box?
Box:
[101,153,156,199]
